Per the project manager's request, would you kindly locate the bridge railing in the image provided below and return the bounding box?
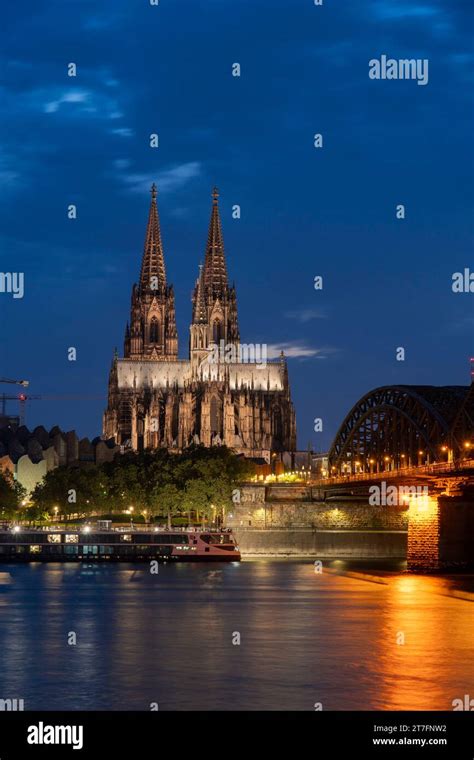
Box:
[311,458,474,486]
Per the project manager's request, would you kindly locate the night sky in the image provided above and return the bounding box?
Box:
[1,0,473,451]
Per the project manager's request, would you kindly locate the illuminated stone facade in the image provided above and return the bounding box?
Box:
[103,186,296,459]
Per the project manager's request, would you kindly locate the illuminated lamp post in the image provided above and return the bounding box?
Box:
[440,445,450,463]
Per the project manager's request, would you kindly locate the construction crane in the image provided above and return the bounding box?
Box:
[0,378,29,387]
[0,393,106,428]
[0,394,42,426]
[0,378,105,428]
[0,378,31,425]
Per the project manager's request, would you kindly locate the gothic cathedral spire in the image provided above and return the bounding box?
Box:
[203,187,228,298]
[125,184,178,360]
[139,183,166,293]
[193,188,240,348]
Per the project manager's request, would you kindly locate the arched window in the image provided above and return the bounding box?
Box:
[171,399,179,441]
[212,320,222,343]
[149,317,159,344]
[273,408,283,442]
[210,396,220,436]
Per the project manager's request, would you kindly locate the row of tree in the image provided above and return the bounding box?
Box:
[17,445,253,525]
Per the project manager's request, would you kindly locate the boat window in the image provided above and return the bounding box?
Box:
[47,534,61,543]
[200,534,231,545]
[65,534,79,544]
[83,545,98,554]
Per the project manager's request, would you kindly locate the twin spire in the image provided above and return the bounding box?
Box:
[139,183,230,298]
[133,184,239,359]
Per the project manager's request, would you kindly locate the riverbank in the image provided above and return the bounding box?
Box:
[233,527,407,559]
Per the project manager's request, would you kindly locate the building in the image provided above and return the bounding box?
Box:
[0,424,119,495]
[103,185,296,460]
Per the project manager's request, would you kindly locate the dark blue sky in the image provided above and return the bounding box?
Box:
[1,0,473,450]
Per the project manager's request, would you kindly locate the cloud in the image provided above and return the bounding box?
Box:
[44,89,91,113]
[119,161,202,194]
[284,308,327,323]
[39,85,125,122]
[444,314,474,334]
[109,127,134,137]
[266,343,338,360]
[0,148,21,186]
[371,2,440,20]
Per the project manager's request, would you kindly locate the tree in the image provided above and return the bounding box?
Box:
[0,470,25,519]
[29,444,253,527]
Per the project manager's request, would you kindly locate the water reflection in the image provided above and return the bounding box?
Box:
[0,561,471,710]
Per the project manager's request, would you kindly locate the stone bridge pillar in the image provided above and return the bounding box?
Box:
[407,484,474,571]
[407,496,441,571]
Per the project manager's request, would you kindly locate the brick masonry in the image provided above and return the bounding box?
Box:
[226,485,408,559]
[226,484,474,569]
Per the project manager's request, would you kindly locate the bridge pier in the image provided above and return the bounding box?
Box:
[407,491,474,572]
[407,496,441,571]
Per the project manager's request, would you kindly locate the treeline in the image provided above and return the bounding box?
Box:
[27,445,253,524]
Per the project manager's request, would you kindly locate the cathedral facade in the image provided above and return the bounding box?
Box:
[103,185,296,460]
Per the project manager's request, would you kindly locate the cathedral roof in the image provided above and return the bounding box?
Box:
[116,358,284,392]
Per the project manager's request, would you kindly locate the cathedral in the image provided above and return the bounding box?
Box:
[103,185,296,460]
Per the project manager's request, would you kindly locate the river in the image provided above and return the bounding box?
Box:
[0,560,472,711]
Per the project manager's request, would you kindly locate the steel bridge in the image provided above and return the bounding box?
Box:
[327,383,474,476]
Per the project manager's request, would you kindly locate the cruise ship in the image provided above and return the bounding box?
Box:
[0,526,241,562]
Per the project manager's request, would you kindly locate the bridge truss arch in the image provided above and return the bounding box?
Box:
[327,385,471,474]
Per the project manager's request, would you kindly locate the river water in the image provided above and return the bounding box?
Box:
[0,560,472,711]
